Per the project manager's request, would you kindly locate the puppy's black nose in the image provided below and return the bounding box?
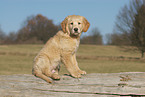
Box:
[74,28,78,32]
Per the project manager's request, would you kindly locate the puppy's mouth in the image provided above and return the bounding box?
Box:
[70,32,80,37]
[74,31,80,35]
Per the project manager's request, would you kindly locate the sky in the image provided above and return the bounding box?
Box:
[0,0,130,42]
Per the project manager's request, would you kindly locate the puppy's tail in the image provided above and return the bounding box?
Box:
[32,70,52,83]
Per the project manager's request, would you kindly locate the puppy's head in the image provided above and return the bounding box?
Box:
[61,15,90,37]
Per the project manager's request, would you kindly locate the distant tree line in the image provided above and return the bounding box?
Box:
[81,28,103,45]
[0,14,59,44]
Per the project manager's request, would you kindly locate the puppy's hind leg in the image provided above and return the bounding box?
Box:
[33,70,52,83]
[33,56,52,83]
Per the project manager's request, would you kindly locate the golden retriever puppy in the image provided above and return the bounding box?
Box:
[32,15,90,83]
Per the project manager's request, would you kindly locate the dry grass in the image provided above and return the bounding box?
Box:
[0,44,144,75]
[78,45,141,58]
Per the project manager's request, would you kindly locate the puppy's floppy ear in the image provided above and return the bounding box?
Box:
[61,17,69,33]
[83,17,90,32]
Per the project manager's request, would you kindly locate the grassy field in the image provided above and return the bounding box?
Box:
[0,44,144,75]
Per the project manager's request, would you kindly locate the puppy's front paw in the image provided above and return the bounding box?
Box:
[79,70,87,75]
[71,73,81,78]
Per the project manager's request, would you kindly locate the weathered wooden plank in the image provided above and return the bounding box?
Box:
[0,72,145,97]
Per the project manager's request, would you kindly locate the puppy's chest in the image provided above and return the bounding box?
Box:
[61,38,80,53]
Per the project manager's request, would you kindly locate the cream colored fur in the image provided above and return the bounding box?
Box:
[32,15,90,83]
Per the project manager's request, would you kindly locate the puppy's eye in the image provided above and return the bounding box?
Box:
[70,23,73,25]
[78,22,81,25]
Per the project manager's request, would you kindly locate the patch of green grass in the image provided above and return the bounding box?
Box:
[77,45,141,58]
[0,44,144,75]
[0,44,42,54]
[0,55,34,75]
[77,59,145,73]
